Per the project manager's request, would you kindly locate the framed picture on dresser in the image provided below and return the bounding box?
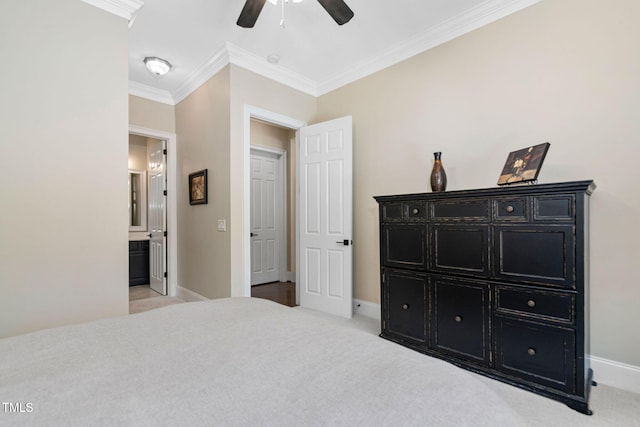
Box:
[497,142,550,185]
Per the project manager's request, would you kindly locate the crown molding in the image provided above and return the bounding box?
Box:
[171,46,230,105]
[129,81,175,105]
[129,0,540,103]
[81,0,144,21]
[316,0,541,95]
[170,42,318,104]
[226,43,318,97]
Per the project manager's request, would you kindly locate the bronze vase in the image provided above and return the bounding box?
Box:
[430,152,447,192]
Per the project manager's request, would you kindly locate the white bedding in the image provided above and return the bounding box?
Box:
[0,298,528,426]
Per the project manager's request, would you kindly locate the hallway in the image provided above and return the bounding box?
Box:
[251,282,296,307]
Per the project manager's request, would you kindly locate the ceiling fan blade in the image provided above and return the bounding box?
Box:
[316,0,354,25]
[237,0,268,28]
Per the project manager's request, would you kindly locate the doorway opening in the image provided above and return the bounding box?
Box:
[242,106,307,304]
[128,125,178,302]
[242,107,353,317]
[249,119,296,305]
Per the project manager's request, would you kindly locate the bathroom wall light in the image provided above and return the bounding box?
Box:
[144,57,172,76]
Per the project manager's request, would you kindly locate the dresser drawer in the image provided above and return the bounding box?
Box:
[383,269,428,345]
[381,202,403,221]
[431,225,490,277]
[405,201,427,220]
[431,198,489,220]
[495,317,575,393]
[495,286,575,324]
[382,224,428,270]
[432,277,490,366]
[493,225,575,289]
[493,197,528,221]
[381,201,428,221]
[534,195,575,221]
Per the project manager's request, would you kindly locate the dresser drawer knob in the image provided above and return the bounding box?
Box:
[527,348,536,356]
[412,208,420,215]
[505,205,515,213]
[454,315,462,323]
[402,304,409,310]
[527,299,536,308]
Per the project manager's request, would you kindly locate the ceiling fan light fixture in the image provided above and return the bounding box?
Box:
[238,0,352,28]
[267,0,304,4]
[144,56,172,76]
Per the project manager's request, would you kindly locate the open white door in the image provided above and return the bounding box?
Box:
[148,139,167,295]
[298,116,353,318]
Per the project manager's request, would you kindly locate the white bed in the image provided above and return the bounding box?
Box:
[0,298,528,426]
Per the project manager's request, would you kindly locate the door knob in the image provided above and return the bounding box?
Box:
[335,239,350,246]
[250,233,259,237]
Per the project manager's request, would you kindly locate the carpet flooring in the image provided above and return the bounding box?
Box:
[129,296,185,314]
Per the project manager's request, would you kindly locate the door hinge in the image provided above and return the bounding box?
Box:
[164,272,167,278]
[163,149,167,155]
[163,190,167,196]
[164,231,167,237]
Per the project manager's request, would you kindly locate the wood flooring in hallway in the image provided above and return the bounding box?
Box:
[251,282,296,307]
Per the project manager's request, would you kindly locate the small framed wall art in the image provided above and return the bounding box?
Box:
[189,169,208,205]
[497,142,550,185]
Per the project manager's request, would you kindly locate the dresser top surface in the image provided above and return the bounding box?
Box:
[374,180,595,203]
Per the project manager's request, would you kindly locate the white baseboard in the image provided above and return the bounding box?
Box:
[176,286,209,302]
[589,355,640,394]
[286,272,296,283]
[348,299,640,394]
[353,299,381,321]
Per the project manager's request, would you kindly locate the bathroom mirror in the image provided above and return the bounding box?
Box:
[128,169,147,231]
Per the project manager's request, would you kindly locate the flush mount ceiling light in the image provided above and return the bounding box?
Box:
[144,57,172,76]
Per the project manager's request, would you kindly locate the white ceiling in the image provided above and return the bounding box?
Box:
[125,0,540,104]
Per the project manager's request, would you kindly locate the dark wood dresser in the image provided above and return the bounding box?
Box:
[374,180,596,414]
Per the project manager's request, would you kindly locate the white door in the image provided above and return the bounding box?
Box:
[298,116,353,318]
[250,150,280,285]
[148,140,167,295]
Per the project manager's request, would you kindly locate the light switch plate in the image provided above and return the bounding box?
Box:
[217,219,226,232]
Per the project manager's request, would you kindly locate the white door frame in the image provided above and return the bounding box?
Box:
[129,125,178,297]
[250,145,288,285]
[242,105,306,297]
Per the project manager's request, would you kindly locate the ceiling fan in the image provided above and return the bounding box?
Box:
[237,0,354,28]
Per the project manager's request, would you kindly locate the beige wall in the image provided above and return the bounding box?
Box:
[130,95,176,133]
[229,65,317,295]
[128,134,148,170]
[250,120,297,273]
[0,0,129,337]
[168,65,316,299]
[251,119,290,151]
[317,0,640,366]
[175,66,232,299]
